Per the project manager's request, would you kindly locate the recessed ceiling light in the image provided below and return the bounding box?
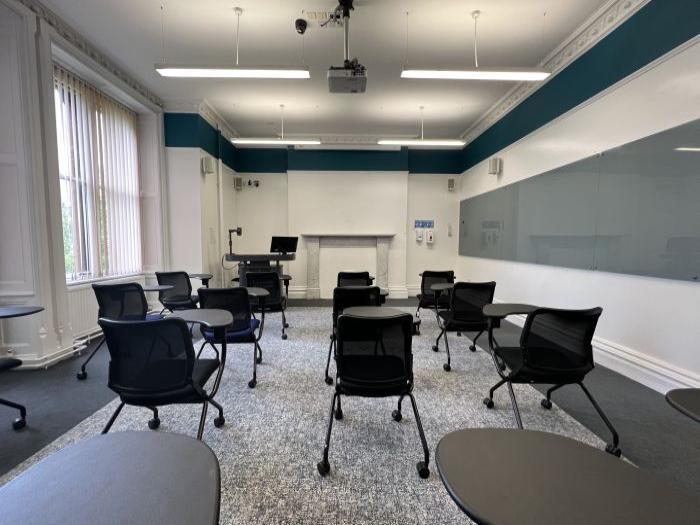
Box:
[401,10,549,83]
[675,147,700,152]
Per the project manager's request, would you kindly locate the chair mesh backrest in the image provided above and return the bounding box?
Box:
[451,282,496,323]
[245,271,282,305]
[156,271,192,302]
[99,318,195,395]
[198,287,252,333]
[332,286,382,328]
[420,271,455,295]
[92,283,148,321]
[336,313,413,387]
[521,307,602,372]
[337,271,372,287]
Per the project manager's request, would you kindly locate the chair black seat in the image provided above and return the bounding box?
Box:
[162,295,199,309]
[496,346,593,383]
[0,357,22,373]
[120,358,220,406]
[416,292,450,309]
[437,311,491,331]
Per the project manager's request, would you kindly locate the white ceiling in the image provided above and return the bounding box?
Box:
[44,0,610,140]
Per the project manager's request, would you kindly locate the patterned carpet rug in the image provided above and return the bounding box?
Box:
[0,307,607,524]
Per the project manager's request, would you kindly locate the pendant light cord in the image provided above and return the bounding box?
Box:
[419,106,424,140]
[280,104,285,140]
[404,11,409,67]
[472,10,480,69]
[234,7,242,65]
[160,5,165,63]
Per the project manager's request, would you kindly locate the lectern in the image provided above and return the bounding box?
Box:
[225,236,297,286]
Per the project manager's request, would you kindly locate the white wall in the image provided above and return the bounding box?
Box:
[455,38,700,392]
[287,171,408,298]
[406,174,460,295]
[165,147,203,272]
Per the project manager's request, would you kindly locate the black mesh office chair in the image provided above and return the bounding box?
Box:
[98,318,224,440]
[415,270,454,317]
[337,271,374,287]
[156,271,199,312]
[198,287,263,388]
[483,306,621,456]
[77,283,162,381]
[0,358,27,430]
[324,286,382,385]
[317,312,430,479]
[434,282,497,371]
[245,271,288,340]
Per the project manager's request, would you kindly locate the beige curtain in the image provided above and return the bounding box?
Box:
[54,64,142,281]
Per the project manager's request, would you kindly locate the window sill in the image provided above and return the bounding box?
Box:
[66,273,144,291]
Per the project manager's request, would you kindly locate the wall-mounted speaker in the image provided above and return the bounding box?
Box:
[201,156,216,175]
[234,176,243,191]
[447,178,456,192]
[488,157,503,176]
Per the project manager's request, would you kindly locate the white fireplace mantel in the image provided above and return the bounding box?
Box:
[301,233,395,299]
[301,233,395,238]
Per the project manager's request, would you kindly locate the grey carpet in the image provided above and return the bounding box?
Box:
[1,307,611,524]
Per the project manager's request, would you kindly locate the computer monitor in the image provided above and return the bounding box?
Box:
[270,236,298,254]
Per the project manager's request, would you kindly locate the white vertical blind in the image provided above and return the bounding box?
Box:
[54,64,142,282]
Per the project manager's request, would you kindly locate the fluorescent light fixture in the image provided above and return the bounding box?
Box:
[377,139,465,148]
[675,147,700,152]
[231,138,321,146]
[401,69,550,81]
[155,65,310,79]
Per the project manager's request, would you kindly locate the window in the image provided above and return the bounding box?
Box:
[53,64,142,282]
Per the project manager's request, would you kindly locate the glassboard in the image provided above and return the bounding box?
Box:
[459,118,700,282]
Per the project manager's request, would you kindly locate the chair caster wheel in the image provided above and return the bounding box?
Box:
[432,345,439,352]
[12,417,26,431]
[324,376,333,385]
[281,334,288,340]
[541,399,552,409]
[214,416,225,428]
[392,410,402,422]
[256,356,262,364]
[443,363,451,372]
[483,398,494,409]
[284,323,290,328]
[416,461,430,479]
[76,370,87,380]
[248,380,257,388]
[469,345,476,352]
[148,417,160,430]
[605,444,622,457]
[317,460,330,476]
[334,408,343,420]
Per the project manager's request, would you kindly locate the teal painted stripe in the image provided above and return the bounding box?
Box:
[163,113,200,148]
[235,148,288,173]
[460,0,700,172]
[408,149,462,174]
[288,148,408,171]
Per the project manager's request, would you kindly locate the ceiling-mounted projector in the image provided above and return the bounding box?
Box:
[327,0,366,93]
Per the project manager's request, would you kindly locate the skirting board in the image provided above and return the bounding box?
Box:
[504,311,700,394]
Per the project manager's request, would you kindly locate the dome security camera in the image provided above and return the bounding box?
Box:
[295,18,307,35]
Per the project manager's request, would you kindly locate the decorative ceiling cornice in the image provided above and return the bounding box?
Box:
[16,0,164,108]
[460,0,650,145]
